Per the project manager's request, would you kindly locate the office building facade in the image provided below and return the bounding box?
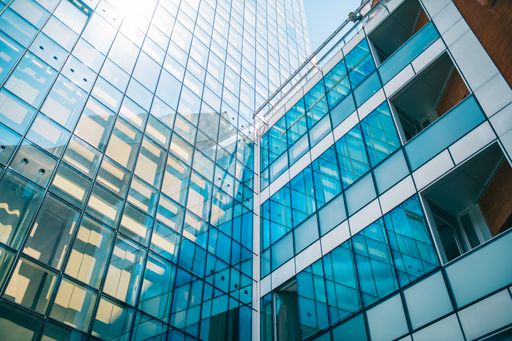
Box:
[0,0,309,339]
[256,0,512,340]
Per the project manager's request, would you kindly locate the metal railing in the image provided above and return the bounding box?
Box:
[253,0,391,130]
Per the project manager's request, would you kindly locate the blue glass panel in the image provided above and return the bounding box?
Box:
[373,149,409,194]
[271,232,293,270]
[305,80,328,127]
[329,93,355,128]
[345,39,376,89]
[288,133,309,165]
[384,196,439,286]
[0,32,24,84]
[318,194,347,236]
[335,125,370,188]
[325,60,351,108]
[379,22,440,83]
[324,241,361,324]
[312,147,342,208]
[286,99,307,145]
[405,95,485,170]
[353,219,398,307]
[269,185,292,243]
[294,214,319,253]
[0,8,38,47]
[139,254,175,321]
[361,102,401,166]
[345,173,376,216]
[290,167,316,228]
[353,71,381,107]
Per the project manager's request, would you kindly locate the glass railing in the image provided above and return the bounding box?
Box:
[379,21,440,84]
[405,95,485,170]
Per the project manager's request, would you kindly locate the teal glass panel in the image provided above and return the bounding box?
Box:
[0,170,44,249]
[384,196,439,286]
[318,194,347,236]
[4,52,57,108]
[353,71,381,107]
[0,123,21,166]
[373,149,409,194]
[353,219,398,307]
[296,261,329,338]
[329,93,355,128]
[312,147,342,208]
[325,59,351,108]
[294,214,319,253]
[361,102,400,166]
[271,232,293,270]
[0,9,38,47]
[286,99,307,145]
[0,32,24,84]
[345,39,376,88]
[331,313,367,340]
[345,173,376,215]
[324,241,361,325]
[405,95,485,170]
[290,167,316,228]
[269,185,292,243]
[0,88,37,134]
[139,254,176,321]
[335,125,370,188]
[379,22,439,83]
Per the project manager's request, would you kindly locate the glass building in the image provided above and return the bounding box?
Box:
[0,0,309,339]
[1,0,512,340]
[255,0,512,340]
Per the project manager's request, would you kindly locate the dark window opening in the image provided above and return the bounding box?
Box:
[390,52,470,141]
[423,143,512,262]
[368,0,429,64]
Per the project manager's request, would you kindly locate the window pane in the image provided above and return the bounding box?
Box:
[361,102,400,167]
[312,147,342,208]
[127,176,159,216]
[139,254,176,321]
[134,137,166,188]
[150,222,181,263]
[50,278,97,332]
[92,297,134,340]
[50,163,92,208]
[11,141,57,187]
[96,157,131,198]
[105,118,142,171]
[0,170,44,249]
[119,204,153,246]
[335,125,370,188]
[0,123,21,166]
[4,52,57,108]
[26,114,70,157]
[162,154,190,206]
[0,88,37,134]
[0,301,44,341]
[40,75,87,130]
[74,98,116,151]
[86,184,124,228]
[23,194,80,270]
[103,236,146,305]
[62,136,101,178]
[65,216,114,288]
[3,257,57,314]
[0,245,15,289]
[0,32,24,84]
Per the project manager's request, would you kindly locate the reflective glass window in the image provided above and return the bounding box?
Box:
[353,219,398,307]
[0,32,23,84]
[0,123,20,166]
[26,114,70,157]
[103,236,146,305]
[96,157,131,198]
[4,52,57,108]
[50,163,92,208]
[62,136,102,178]
[86,184,123,228]
[119,204,153,246]
[65,216,114,289]
[139,254,176,321]
[0,88,37,134]
[0,300,43,339]
[134,137,166,188]
[74,98,116,152]
[361,102,400,166]
[0,8,38,47]
[3,257,57,314]
[312,147,342,208]
[324,59,351,108]
[290,167,316,228]
[105,118,142,171]
[11,140,57,187]
[23,194,80,270]
[92,297,134,340]
[49,278,97,332]
[335,125,370,188]
[150,221,180,263]
[345,39,376,88]
[162,154,190,206]
[0,170,44,249]
[40,75,87,130]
